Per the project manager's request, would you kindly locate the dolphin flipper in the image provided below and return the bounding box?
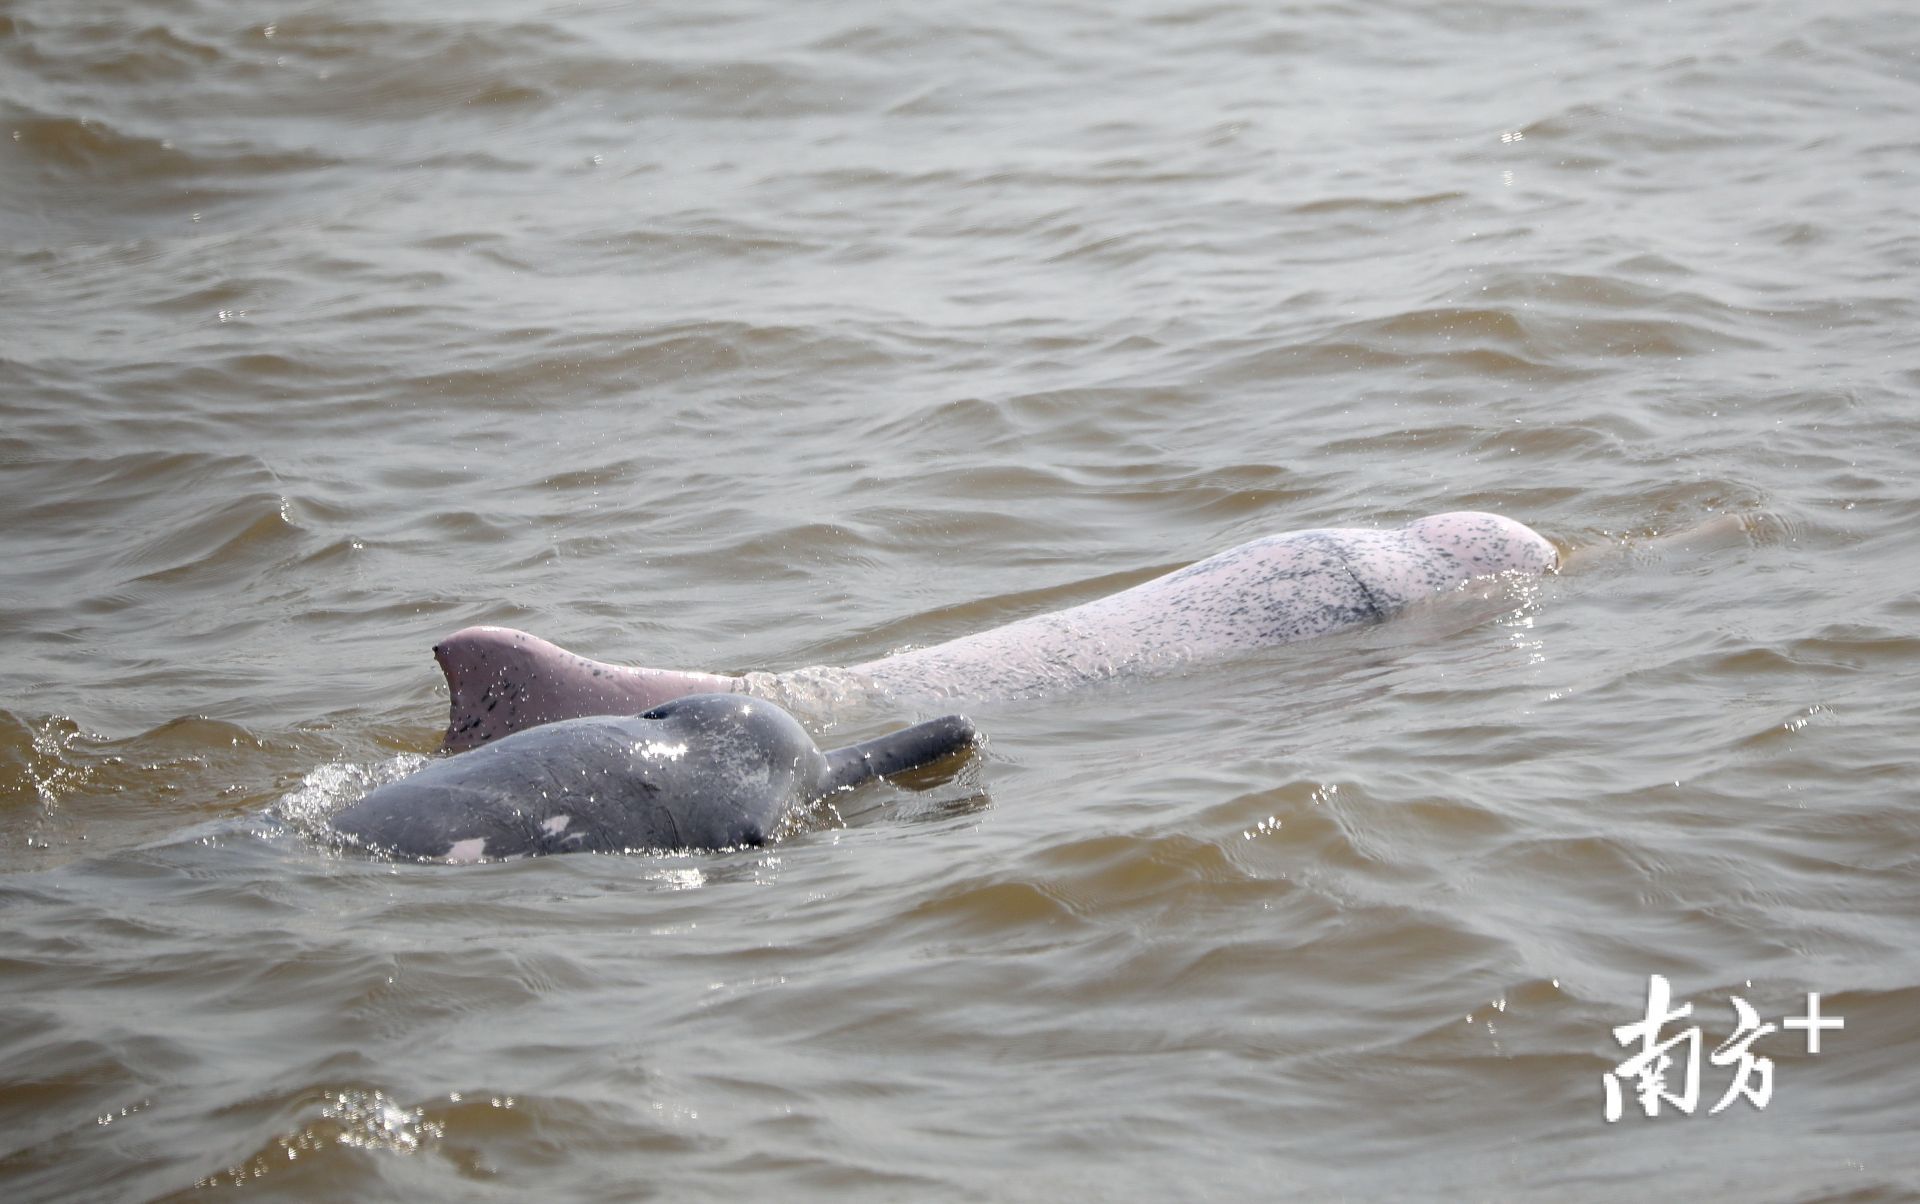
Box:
[824,715,979,792]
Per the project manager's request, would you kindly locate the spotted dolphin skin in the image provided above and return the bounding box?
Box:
[846,510,1559,702]
[332,694,978,862]
[432,511,1559,750]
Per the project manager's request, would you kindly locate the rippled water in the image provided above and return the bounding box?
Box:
[4,0,1918,1198]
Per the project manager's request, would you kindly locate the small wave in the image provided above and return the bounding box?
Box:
[117,493,306,589]
[5,109,196,179]
[1291,190,1468,215]
[3,104,339,184]
[0,710,283,871]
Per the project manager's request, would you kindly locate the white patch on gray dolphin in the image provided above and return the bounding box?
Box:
[332,694,978,862]
[432,511,1558,751]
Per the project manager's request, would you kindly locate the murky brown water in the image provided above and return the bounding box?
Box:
[4,0,1919,1198]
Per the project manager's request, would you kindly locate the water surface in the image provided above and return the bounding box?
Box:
[3,0,1918,1198]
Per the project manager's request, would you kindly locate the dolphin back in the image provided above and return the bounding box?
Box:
[824,715,978,792]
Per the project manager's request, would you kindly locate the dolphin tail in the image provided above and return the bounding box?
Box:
[824,715,979,792]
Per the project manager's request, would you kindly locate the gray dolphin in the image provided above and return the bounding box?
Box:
[332,694,978,862]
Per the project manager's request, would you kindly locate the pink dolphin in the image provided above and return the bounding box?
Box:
[433,511,1558,752]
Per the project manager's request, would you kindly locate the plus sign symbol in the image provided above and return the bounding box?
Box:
[1783,992,1845,1054]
